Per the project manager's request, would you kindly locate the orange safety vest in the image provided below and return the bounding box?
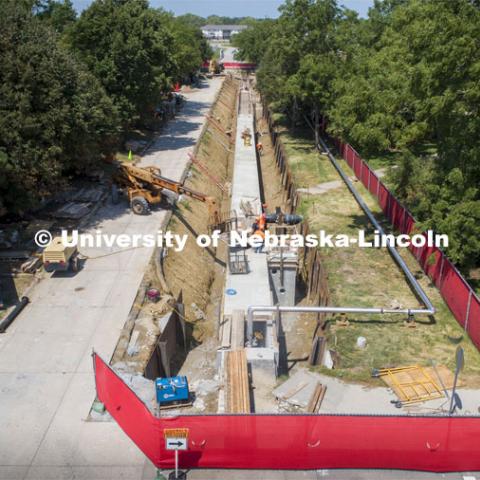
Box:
[253,229,265,240]
[257,213,266,230]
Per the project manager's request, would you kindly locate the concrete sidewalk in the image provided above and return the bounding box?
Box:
[0,78,223,480]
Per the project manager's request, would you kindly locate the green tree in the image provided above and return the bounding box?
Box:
[35,0,76,33]
[69,0,177,128]
[0,1,119,214]
[170,17,212,80]
[232,19,275,64]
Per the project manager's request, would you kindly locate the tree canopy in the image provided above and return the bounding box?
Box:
[0,0,118,214]
[0,0,209,215]
[234,0,480,273]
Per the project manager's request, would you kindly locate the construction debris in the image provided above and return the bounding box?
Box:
[273,370,327,411]
[69,186,104,203]
[191,302,206,320]
[20,256,42,273]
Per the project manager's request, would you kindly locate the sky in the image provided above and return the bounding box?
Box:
[71,0,375,19]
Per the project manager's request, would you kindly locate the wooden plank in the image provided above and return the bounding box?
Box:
[219,315,232,349]
[231,310,245,350]
[226,349,251,413]
[307,383,322,413]
[307,383,327,413]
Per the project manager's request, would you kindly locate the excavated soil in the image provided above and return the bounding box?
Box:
[162,76,238,340]
[110,77,239,385]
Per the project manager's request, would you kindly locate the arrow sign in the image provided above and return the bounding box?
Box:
[165,437,188,451]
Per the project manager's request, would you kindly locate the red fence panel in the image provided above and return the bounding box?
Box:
[403,212,415,235]
[222,62,256,70]
[368,171,379,197]
[354,155,362,179]
[94,352,162,465]
[439,259,470,328]
[390,197,405,232]
[377,182,390,213]
[424,247,442,284]
[94,353,480,472]
[467,296,480,349]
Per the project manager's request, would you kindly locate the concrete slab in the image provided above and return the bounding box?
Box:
[223,250,272,315]
[0,331,89,373]
[230,113,262,216]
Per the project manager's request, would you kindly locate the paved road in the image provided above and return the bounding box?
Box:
[182,469,479,480]
[0,77,223,480]
[221,46,238,63]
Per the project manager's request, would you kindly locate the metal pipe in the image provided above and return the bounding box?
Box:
[246,136,436,339]
[246,304,433,339]
[317,136,435,314]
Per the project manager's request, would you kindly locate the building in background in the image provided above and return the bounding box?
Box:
[201,24,248,40]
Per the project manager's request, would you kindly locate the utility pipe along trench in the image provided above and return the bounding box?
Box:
[247,120,434,337]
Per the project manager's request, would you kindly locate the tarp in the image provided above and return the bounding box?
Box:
[94,353,480,472]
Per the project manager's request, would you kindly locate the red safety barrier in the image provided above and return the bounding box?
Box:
[94,352,162,463]
[331,136,480,351]
[94,353,480,472]
[467,297,480,347]
[439,260,471,328]
[222,62,256,70]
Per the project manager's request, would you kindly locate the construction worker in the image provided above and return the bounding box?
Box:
[256,142,264,156]
[256,204,267,231]
[253,228,265,253]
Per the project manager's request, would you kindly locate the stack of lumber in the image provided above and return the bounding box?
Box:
[226,349,251,413]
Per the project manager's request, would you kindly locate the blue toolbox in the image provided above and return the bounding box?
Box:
[155,376,189,404]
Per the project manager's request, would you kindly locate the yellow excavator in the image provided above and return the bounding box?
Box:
[114,162,221,225]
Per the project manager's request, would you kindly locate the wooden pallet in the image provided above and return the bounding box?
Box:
[226,349,251,413]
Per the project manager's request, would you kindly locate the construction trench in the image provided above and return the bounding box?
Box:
[87,72,480,474]
[96,72,480,423]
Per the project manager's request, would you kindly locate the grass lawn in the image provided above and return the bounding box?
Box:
[282,129,480,385]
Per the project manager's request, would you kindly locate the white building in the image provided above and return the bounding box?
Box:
[201,24,248,40]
